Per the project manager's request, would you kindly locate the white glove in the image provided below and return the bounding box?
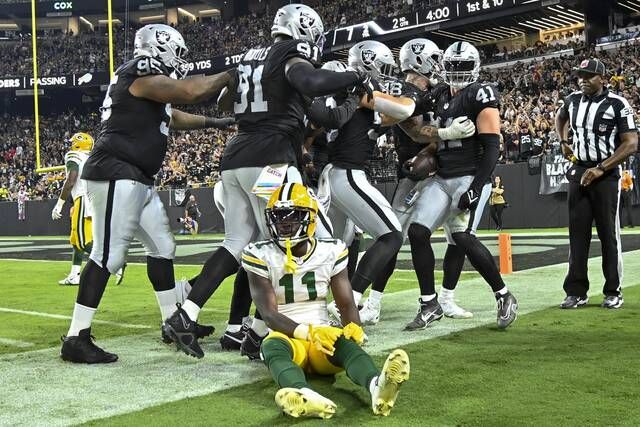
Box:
[437,116,476,141]
[51,198,65,220]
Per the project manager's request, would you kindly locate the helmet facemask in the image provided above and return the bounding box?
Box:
[442,58,479,89]
[266,206,316,247]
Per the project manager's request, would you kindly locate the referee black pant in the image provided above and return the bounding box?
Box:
[563,173,623,298]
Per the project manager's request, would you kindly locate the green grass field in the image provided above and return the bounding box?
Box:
[1,235,640,426]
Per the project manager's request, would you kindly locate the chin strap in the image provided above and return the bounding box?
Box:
[284,239,298,274]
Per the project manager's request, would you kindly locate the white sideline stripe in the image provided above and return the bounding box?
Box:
[0,337,34,348]
[1,250,639,427]
[0,307,152,329]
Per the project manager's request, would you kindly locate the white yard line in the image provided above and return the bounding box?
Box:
[0,337,34,348]
[1,250,638,427]
[0,307,152,329]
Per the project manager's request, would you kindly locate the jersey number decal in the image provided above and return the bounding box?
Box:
[296,42,320,63]
[280,272,317,304]
[234,64,268,114]
[100,75,119,122]
[476,86,496,104]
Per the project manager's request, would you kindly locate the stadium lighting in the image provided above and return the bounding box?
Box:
[542,13,574,26]
[519,21,547,30]
[552,6,584,19]
[79,16,94,31]
[98,19,121,24]
[0,23,19,29]
[627,0,640,7]
[140,15,165,23]
[177,7,195,20]
[618,2,640,12]
[548,6,583,21]
[498,26,525,35]
[538,17,570,27]
[531,19,555,29]
[433,29,485,43]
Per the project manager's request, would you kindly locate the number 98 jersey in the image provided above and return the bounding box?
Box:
[241,238,348,326]
[222,39,321,171]
[434,82,500,178]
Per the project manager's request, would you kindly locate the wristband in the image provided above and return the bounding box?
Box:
[293,324,309,340]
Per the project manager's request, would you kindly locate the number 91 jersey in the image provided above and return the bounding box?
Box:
[241,238,348,326]
[434,82,500,178]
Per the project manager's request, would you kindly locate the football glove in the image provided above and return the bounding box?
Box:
[342,322,366,346]
[51,198,65,220]
[309,325,343,356]
[458,187,480,211]
[352,70,375,102]
[437,116,476,141]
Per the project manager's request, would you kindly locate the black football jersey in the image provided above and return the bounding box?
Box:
[393,82,439,178]
[434,82,500,178]
[83,56,172,184]
[329,78,417,170]
[220,39,322,171]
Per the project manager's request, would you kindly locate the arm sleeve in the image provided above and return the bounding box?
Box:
[241,245,270,279]
[615,97,637,134]
[470,133,500,191]
[286,62,360,98]
[307,95,359,129]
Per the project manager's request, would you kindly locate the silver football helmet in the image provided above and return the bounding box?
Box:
[441,41,481,89]
[348,40,397,79]
[399,38,442,77]
[134,24,189,79]
[271,4,325,49]
[321,60,348,72]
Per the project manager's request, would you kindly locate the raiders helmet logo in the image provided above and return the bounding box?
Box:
[410,43,425,55]
[156,30,171,45]
[299,12,315,28]
[361,49,376,66]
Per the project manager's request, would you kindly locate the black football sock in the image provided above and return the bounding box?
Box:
[371,253,397,293]
[147,256,175,292]
[187,247,240,307]
[442,244,465,290]
[347,236,361,281]
[408,223,436,296]
[228,268,252,325]
[351,231,403,294]
[76,259,111,308]
[452,232,506,293]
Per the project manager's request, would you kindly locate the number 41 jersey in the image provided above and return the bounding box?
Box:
[221,39,321,171]
[434,82,500,178]
[241,238,348,326]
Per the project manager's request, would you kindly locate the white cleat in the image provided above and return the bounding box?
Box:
[58,273,80,286]
[359,299,381,325]
[275,387,337,419]
[440,299,473,319]
[174,277,192,304]
[327,301,342,326]
[371,349,410,416]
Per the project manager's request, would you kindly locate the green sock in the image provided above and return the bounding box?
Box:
[261,337,308,389]
[72,247,83,266]
[82,242,93,256]
[329,337,379,392]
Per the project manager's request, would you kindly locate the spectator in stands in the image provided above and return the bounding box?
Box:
[489,176,507,231]
[620,169,635,228]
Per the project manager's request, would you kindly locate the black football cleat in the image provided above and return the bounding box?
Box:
[162,322,215,344]
[560,295,588,309]
[496,292,518,329]
[404,298,443,331]
[60,328,118,364]
[162,304,204,358]
[240,328,265,361]
[219,329,245,351]
[601,295,623,309]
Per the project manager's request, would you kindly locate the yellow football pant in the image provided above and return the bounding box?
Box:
[70,196,92,253]
[263,331,342,375]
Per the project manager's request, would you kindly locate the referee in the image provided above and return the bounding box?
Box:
[556,58,638,309]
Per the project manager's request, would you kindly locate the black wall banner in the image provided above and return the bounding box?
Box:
[539,153,572,195]
[0,71,110,92]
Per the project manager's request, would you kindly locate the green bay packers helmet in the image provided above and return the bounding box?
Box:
[265,183,318,245]
[69,132,94,152]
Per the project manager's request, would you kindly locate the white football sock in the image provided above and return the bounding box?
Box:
[495,286,508,296]
[70,265,82,276]
[155,289,178,321]
[226,324,241,333]
[368,290,383,305]
[67,303,96,337]
[352,291,363,306]
[440,288,455,301]
[181,299,201,322]
[420,294,437,302]
[251,318,269,337]
[369,376,379,395]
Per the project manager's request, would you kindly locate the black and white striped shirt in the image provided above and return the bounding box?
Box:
[560,89,636,163]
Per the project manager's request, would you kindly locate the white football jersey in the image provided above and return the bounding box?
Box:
[64,150,90,214]
[242,238,349,326]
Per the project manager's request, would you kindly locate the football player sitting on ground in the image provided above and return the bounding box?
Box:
[51,133,125,286]
[243,183,410,419]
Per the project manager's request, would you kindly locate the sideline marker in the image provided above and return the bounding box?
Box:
[498,233,513,274]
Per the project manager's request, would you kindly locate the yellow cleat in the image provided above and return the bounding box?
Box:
[275,387,337,419]
[372,349,410,416]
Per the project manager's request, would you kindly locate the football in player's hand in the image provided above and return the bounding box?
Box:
[402,153,437,181]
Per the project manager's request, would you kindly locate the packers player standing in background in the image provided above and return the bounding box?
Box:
[243,183,410,419]
[51,133,125,286]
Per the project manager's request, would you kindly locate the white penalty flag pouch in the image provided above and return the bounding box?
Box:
[252,164,289,200]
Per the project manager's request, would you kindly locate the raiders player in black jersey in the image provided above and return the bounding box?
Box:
[60,24,235,364]
[163,4,373,359]
[400,41,518,331]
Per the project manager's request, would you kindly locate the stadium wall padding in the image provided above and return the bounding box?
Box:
[0,163,638,236]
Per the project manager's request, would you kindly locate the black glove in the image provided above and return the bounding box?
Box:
[205,117,236,129]
[352,70,374,102]
[458,187,480,211]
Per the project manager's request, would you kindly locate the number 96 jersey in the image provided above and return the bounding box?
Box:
[241,238,348,326]
[434,82,501,178]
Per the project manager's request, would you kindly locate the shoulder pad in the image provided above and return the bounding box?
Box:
[467,83,500,111]
[122,57,170,78]
[277,39,321,67]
